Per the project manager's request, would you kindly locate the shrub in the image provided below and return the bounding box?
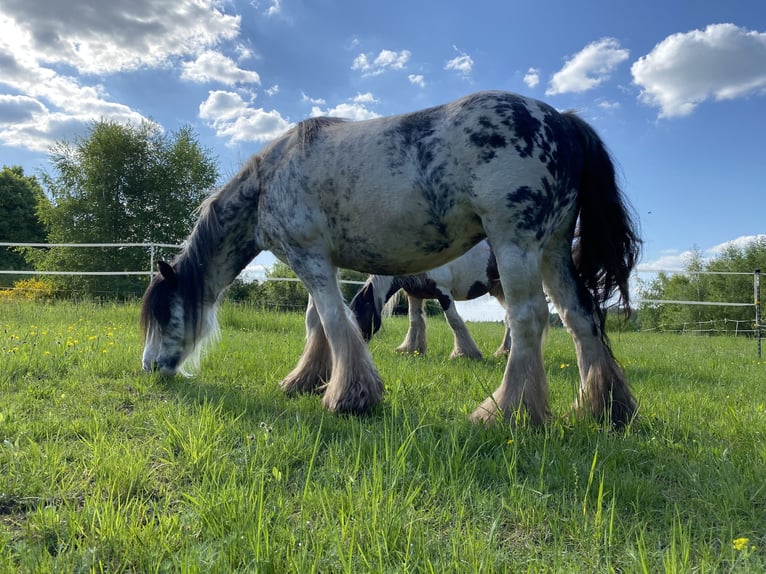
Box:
[0,277,55,301]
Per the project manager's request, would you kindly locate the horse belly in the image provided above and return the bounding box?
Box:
[326,200,485,276]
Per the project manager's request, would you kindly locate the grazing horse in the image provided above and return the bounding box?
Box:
[141,90,640,427]
[349,240,511,359]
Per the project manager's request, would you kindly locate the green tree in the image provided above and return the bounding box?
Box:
[638,240,766,333]
[245,262,371,312]
[0,166,48,286]
[259,261,308,311]
[33,120,218,298]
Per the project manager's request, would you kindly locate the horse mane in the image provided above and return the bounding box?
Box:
[295,116,347,150]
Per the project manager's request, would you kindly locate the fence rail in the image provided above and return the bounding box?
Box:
[1,243,761,356]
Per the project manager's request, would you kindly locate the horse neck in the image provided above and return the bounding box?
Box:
[178,180,260,302]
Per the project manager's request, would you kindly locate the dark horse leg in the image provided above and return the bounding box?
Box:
[395,294,428,355]
[442,299,483,359]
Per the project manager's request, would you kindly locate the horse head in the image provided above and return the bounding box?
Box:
[140,260,218,375]
[349,282,382,341]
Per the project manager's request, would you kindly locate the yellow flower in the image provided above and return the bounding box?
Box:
[733,537,750,551]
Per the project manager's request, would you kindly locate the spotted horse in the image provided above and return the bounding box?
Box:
[350,240,512,359]
[140,90,641,427]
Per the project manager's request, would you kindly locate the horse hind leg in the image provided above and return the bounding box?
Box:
[280,296,332,395]
[395,294,428,355]
[541,251,636,427]
[470,246,550,426]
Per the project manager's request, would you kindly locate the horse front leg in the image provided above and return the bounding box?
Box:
[287,255,384,414]
[395,294,428,355]
[280,296,331,395]
[490,288,511,357]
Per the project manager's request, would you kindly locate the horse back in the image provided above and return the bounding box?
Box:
[256,91,584,274]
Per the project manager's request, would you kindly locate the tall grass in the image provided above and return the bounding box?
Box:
[1,300,764,572]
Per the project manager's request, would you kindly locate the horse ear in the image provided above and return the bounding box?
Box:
[157,261,178,287]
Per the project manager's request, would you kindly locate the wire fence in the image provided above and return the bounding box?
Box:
[1,242,762,356]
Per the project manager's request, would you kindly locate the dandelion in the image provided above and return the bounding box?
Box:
[733,537,749,551]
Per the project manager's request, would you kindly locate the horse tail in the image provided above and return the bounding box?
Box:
[564,111,641,320]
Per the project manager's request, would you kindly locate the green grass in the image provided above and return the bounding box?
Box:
[1,300,765,573]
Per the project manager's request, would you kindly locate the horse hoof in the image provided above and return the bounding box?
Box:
[469,398,501,426]
[280,375,324,395]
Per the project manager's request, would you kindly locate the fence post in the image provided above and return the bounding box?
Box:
[755,268,761,359]
[149,245,155,279]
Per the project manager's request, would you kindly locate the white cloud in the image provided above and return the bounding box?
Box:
[310,101,380,121]
[597,99,621,110]
[0,48,149,151]
[638,234,766,271]
[302,92,326,105]
[352,49,411,76]
[199,90,293,144]
[352,92,378,104]
[265,85,280,97]
[445,48,474,76]
[0,0,241,151]
[706,234,766,257]
[0,0,240,75]
[0,94,47,123]
[632,23,766,118]
[546,38,629,95]
[265,0,282,16]
[523,67,540,88]
[181,51,261,86]
[408,74,426,88]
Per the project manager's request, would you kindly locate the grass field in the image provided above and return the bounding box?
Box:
[1,300,764,573]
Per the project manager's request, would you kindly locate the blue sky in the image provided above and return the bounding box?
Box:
[1,0,765,287]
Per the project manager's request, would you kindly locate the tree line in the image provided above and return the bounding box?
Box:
[637,241,764,333]
[2,118,764,327]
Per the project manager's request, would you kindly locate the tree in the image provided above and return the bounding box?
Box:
[241,262,371,311]
[0,166,48,286]
[33,120,218,297]
[638,240,766,332]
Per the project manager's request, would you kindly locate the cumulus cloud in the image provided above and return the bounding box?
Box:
[181,51,261,86]
[310,94,381,121]
[0,0,240,75]
[408,74,426,88]
[523,67,540,88]
[445,48,473,76]
[199,90,292,144]
[352,49,411,76]
[351,92,378,104]
[0,0,241,151]
[638,234,766,271]
[632,23,766,118]
[302,92,326,105]
[546,38,629,95]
